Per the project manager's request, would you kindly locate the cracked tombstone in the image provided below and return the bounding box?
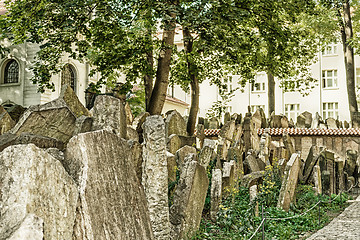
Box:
[169,160,209,240]
[210,169,222,222]
[277,153,301,211]
[11,85,90,143]
[141,116,170,240]
[65,130,154,240]
[165,110,187,137]
[91,94,127,139]
[0,144,78,240]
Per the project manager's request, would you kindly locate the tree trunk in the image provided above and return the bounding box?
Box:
[147,9,177,115]
[183,28,199,136]
[342,1,358,122]
[144,49,153,112]
[267,72,275,116]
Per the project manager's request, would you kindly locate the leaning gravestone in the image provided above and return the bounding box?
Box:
[277,153,301,211]
[0,105,15,134]
[11,85,90,143]
[165,110,187,137]
[142,116,170,240]
[0,144,78,240]
[169,160,209,240]
[65,130,154,240]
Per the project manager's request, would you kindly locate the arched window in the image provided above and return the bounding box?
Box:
[61,64,77,92]
[4,60,19,84]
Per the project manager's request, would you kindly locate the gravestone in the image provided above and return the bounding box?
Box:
[326,118,337,129]
[222,161,235,197]
[176,145,197,168]
[297,111,312,128]
[208,117,219,129]
[167,134,182,155]
[277,153,301,211]
[196,124,205,149]
[199,139,216,169]
[65,130,154,240]
[165,110,187,137]
[132,112,150,143]
[0,105,15,134]
[313,165,322,195]
[169,161,209,240]
[210,169,222,222]
[0,144,78,240]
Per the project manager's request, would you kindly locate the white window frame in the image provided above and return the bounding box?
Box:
[322,43,338,56]
[251,74,266,92]
[323,102,338,119]
[284,104,300,121]
[224,76,233,93]
[322,70,338,89]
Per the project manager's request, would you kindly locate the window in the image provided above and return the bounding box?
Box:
[252,74,266,92]
[61,64,77,92]
[322,70,338,88]
[284,104,300,121]
[251,105,265,113]
[3,59,19,84]
[224,76,233,93]
[322,43,338,56]
[323,102,338,119]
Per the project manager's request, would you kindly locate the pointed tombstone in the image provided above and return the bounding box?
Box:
[141,116,170,240]
[326,117,338,129]
[91,94,127,138]
[277,153,301,211]
[165,110,187,137]
[210,169,222,222]
[11,85,90,143]
[199,139,216,169]
[0,105,15,134]
[65,130,154,240]
[344,120,350,129]
[169,161,209,240]
[0,144,78,240]
[297,111,312,128]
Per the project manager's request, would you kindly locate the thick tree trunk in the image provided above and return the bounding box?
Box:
[147,9,176,115]
[342,1,358,122]
[183,28,199,136]
[267,72,275,116]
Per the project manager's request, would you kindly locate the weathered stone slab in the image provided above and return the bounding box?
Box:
[300,136,313,162]
[165,110,187,137]
[132,112,150,143]
[127,126,139,141]
[222,161,235,197]
[0,105,15,134]
[7,214,44,240]
[326,118,337,129]
[313,165,322,195]
[167,151,177,183]
[91,95,127,138]
[244,153,265,173]
[228,146,244,180]
[196,124,205,149]
[176,145,197,167]
[124,102,134,125]
[210,169,222,222]
[0,144,78,240]
[129,140,143,182]
[142,116,169,240]
[65,130,154,240]
[0,132,65,152]
[208,117,219,129]
[296,111,312,128]
[303,146,321,183]
[73,115,93,135]
[283,133,295,156]
[277,153,301,211]
[10,85,90,143]
[169,161,209,240]
[168,134,182,155]
[199,139,216,169]
[240,171,266,188]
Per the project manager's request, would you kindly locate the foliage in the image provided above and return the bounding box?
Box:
[126,86,146,117]
[193,160,350,240]
[205,87,236,120]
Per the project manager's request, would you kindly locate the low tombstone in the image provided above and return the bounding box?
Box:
[335,157,345,193]
[269,114,282,128]
[0,144,78,240]
[210,169,222,222]
[141,116,170,240]
[352,112,360,128]
[222,161,235,197]
[345,150,358,177]
[167,151,177,184]
[277,153,301,211]
[127,126,139,141]
[282,133,295,156]
[344,120,350,129]
[165,110,187,137]
[280,115,289,128]
[0,105,15,134]
[73,115,93,136]
[91,94,127,138]
[326,118,338,129]
[169,161,209,240]
[11,85,90,143]
[65,130,154,240]
[296,111,312,128]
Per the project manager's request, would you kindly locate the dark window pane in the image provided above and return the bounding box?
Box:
[4,60,19,84]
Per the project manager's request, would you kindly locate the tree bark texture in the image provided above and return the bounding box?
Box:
[341,1,358,121]
[148,8,177,115]
[144,49,154,112]
[267,72,275,116]
[183,28,200,136]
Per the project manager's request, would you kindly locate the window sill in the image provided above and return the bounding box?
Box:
[323,87,339,90]
[0,83,20,87]
[322,54,338,57]
[251,91,266,93]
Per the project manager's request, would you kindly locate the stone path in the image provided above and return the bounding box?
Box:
[307,195,360,239]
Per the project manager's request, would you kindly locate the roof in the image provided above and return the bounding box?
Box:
[258,128,360,136]
[165,95,189,107]
[202,128,360,137]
